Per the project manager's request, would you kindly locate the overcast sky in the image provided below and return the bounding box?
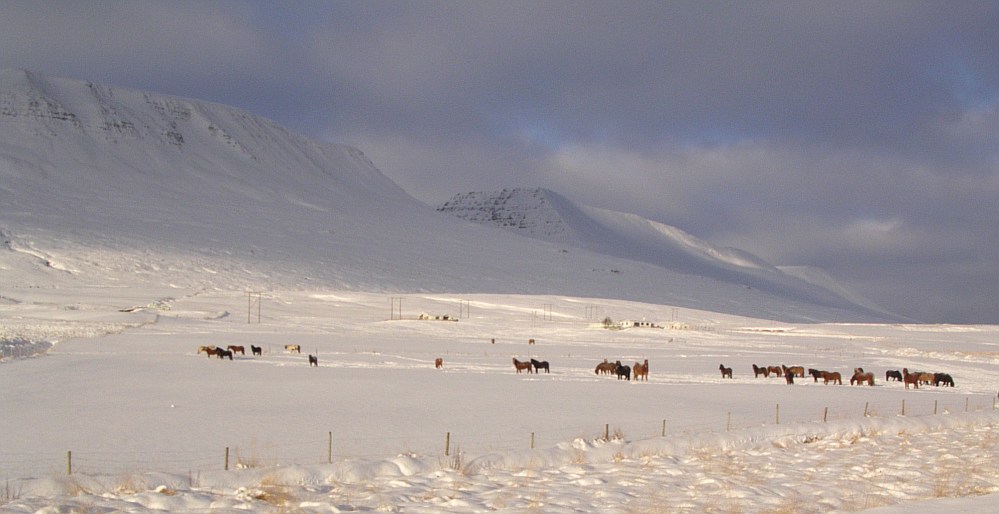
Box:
[3,1,997,323]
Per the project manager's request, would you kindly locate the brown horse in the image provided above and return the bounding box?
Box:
[634,359,649,381]
[851,368,875,386]
[435,357,443,369]
[595,359,617,375]
[902,368,920,389]
[768,366,783,377]
[719,364,733,379]
[513,358,533,374]
[782,365,805,378]
[820,371,842,385]
[227,345,245,355]
[198,346,217,357]
[752,364,769,378]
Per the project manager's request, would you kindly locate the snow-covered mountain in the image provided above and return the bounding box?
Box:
[0,69,896,322]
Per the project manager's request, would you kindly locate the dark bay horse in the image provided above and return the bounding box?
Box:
[719,364,733,379]
[530,358,550,373]
[752,364,769,378]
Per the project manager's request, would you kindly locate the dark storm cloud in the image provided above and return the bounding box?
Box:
[2,1,997,322]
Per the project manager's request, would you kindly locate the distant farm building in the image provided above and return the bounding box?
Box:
[619,320,663,329]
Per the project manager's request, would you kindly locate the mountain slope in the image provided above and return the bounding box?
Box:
[0,69,895,322]
[438,188,894,318]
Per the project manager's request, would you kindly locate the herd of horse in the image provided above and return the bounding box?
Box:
[197,344,315,365]
[737,363,954,388]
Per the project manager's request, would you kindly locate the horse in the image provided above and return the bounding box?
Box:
[227,345,245,355]
[513,358,533,374]
[808,368,823,382]
[902,368,920,389]
[595,359,617,375]
[528,338,535,345]
[198,346,217,357]
[785,372,795,384]
[251,345,262,356]
[933,373,955,387]
[285,344,301,353]
[782,365,805,378]
[530,358,550,373]
[851,368,875,386]
[719,364,733,379]
[885,369,903,382]
[216,349,233,360]
[634,359,649,381]
[308,354,318,367]
[752,364,769,378]
[767,366,783,377]
[821,371,843,385]
[435,357,443,369]
[615,363,631,381]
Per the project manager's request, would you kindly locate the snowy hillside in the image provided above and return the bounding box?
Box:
[438,188,894,319]
[1,69,889,322]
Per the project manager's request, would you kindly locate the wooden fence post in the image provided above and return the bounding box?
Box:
[225,447,229,471]
[67,450,72,475]
[823,407,828,423]
[662,419,667,437]
[775,403,780,425]
[531,432,535,449]
[445,432,450,456]
[934,400,938,415]
[726,412,731,431]
[901,400,906,416]
[604,424,610,441]
[328,431,332,464]
[864,401,869,417]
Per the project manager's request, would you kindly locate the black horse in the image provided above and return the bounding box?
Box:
[308,354,318,367]
[933,373,955,387]
[530,358,550,373]
[615,364,631,380]
[886,369,903,382]
[251,345,262,356]
[216,349,233,360]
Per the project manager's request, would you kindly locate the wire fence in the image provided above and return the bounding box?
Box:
[3,394,996,481]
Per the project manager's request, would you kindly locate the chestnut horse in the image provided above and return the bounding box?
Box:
[634,359,649,381]
[595,360,617,375]
[719,364,733,379]
[820,371,842,385]
[227,345,245,355]
[851,368,875,386]
[513,358,533,374]
[767,366,783,377]
[752,364,769,378]
[530,358,550,373]
[198,346,218,358]
[782,365,805,378]
[902,368,920,389]
[435,357,443,369]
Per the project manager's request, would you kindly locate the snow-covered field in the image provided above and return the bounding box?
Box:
[3,286,999,512]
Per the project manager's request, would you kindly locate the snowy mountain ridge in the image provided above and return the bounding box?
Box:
[0,69,896,322]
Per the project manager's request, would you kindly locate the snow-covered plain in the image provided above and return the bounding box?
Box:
[2,69,999,512]
[2,286,999,512]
